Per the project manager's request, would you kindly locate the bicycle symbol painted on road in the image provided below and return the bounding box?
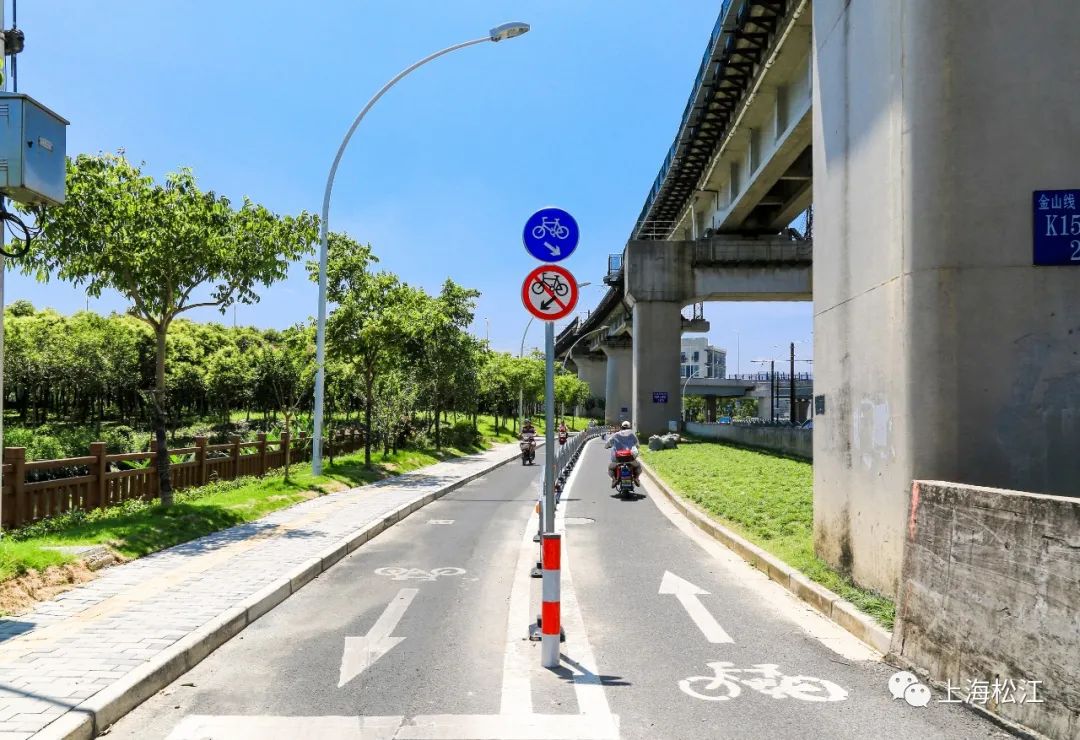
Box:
[374,567,466,582]
[530,272,570,298]
[679,662,848,703]
[531,216,571,241]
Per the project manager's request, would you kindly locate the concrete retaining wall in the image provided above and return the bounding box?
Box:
[685,422,812,460]
[892,481,1080,739]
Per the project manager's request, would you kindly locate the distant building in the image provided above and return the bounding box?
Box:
[680,337,726,379]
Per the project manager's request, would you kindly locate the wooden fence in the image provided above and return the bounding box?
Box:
[0,429,366,530]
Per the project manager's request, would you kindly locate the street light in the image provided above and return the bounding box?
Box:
[312,22,531,474]
[681,369,702,421]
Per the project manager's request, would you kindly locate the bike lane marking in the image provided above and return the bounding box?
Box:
[643,478,877,662]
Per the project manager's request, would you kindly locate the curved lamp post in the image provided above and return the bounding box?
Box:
[681,369,702,421]
[312,22,531,474]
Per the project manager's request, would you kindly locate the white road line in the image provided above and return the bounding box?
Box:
[168,714,619,740]
[658,571,734,644]
[167,714,403,740]
[556,443,618,732]
[499,505,540,714]
[339,588,418,687]
[643,474,878,662]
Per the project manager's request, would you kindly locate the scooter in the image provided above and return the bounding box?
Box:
[520,435,537,465]
[613,449,636,496]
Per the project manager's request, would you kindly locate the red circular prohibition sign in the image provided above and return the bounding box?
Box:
[521,264,579,322]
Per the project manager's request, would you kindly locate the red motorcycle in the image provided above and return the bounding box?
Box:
[614,449,636,496]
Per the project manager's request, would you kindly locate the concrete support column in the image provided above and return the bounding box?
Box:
[572,356,606,401]
[601,345,631,426]
[705,396,718,423]
[631,301,682,436]
[813,0,1080,595]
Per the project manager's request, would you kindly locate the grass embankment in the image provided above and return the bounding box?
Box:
[0,441,493,595]
[642,440,895,629]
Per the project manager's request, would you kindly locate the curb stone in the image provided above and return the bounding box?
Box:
[640,461,892,655]
[33,448,520,740]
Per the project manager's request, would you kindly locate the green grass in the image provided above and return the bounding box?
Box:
[642,440,895,629]
[0,440,493,592]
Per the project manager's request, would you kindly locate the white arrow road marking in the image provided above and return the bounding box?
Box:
[544,240,561,256]
[339,588,418,687]
[659,571,733,644]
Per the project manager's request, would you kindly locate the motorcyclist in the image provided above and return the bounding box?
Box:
[521,418,536,438]
[604,420,642,488]
[558,420,568,434]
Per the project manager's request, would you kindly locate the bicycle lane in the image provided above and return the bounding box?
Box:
[567,440,1008,740]
[105,456,598,739]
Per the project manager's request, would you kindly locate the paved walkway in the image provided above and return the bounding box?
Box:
[0,444,518,739]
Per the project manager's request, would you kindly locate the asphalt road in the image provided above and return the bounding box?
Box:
[109,439,1009,740]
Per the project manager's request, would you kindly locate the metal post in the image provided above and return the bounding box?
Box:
[0,3,8,535]
[770,360,776,423]
[789,342,796,424]
[543,322,556,534]
[311,34,495,476]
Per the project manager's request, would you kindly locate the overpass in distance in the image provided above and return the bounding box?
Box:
[557,0,1080,598]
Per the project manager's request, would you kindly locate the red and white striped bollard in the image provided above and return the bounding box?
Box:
[541,532,561,667]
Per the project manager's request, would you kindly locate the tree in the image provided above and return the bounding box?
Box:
[555,373,590,425]
[257,327,313,480]
[314,234,414,467]
[403,280,480,449]
[17,153,318,504]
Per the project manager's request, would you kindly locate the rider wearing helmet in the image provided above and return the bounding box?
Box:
[604,421,641,487]
[521,418,537,438]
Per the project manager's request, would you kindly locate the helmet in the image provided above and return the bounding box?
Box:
[620,421,631,429]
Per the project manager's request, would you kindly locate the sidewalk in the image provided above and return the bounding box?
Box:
[0,444,520,740]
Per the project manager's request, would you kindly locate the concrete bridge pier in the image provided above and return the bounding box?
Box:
[601,343,632,425]
[631,301,683,436]
[571,356,606,401]
[705,396,718,423]
[813,0,1080,595]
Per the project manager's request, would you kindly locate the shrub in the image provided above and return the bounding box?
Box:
[445,420,482,450]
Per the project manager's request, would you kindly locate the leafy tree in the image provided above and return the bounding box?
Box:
[17,153,318,504]
[257,327,313,479]
[403,280,480,449]
[314,234,413,467]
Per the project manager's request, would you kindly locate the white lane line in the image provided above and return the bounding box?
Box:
[658,571,734,644]
[167,714,402,740]
[339,588,418,687]
[168,714,619,740]
[643,474,878,662]
[499,504,540,714]
[556,442,618,731]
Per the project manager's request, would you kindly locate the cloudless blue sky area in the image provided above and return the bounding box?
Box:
[13,0,811,371]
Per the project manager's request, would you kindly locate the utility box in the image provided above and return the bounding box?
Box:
[0,93,69,206]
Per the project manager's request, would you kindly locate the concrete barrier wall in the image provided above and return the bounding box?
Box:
[892,481,1080,739]
[684,422,812,460]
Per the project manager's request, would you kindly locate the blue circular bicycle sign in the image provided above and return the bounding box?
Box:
[523,207,579,263]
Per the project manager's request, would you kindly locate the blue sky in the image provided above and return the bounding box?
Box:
[11,0,811,371]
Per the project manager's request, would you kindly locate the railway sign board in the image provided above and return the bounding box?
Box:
[521,264,579,322]
[1033,189,1080,265]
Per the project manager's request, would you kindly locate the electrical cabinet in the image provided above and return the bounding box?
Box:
[0,93,68,205]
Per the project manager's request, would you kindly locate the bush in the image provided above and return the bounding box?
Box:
[445,420,482,450]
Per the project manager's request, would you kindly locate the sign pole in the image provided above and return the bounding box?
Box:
[541,320,559,668]
[543,321,556,535]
